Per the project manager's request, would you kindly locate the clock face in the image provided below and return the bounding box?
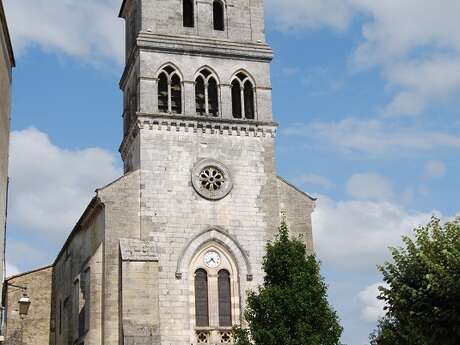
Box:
[204,251,221,268]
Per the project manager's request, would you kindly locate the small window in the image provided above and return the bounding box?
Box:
[196,76,206,115]
[218,270,232,327]
[195,269,209,327]
[158,73,169,113]
[171,74,182,114]
[231,80,242,119]
[208,78,219,116]
[244,81,255,119]
[195,69,219,117]
[157,66,183,114]
[183,0,195,28]
[213,1,225,31]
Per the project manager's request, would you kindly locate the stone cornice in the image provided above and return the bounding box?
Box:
[137,33,273,61]
[119,113,278,157]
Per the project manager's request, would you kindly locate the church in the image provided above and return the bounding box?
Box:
[3,1,315,344]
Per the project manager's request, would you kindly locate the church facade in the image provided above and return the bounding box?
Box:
[3,1,315,345]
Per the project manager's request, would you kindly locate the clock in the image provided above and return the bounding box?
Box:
[204,251,221,268]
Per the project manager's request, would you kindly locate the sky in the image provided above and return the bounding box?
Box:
[3,0,460,344]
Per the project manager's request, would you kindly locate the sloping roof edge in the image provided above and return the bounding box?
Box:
[119,0,129,18]
[5,265,53,282]
[0,0,15,67]
[53,196,103,266]
[277,176,318,202]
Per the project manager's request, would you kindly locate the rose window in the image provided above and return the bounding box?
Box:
[200,167,225,191]
[192,159,233,200]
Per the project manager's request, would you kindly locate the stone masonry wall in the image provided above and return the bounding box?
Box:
[3,267,53,345]
[136,126,279,345]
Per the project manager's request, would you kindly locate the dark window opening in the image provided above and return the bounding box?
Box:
[171,74,182,114]
[213,1,225,31]
[158,73,168,113]
[244,81,255,119]
[183,0,195,28]
[218,270,232,327]
[208,78,219,117]
[232,80,242,118]
[195,269,209,327]
[196,76,206,115]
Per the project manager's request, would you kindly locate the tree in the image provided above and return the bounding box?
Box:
[370,217,460,345]
[234,217,343,345]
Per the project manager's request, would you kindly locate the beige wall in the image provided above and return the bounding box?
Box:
[0,3,14,301]
[3,267,53,345]
[52,207,105,345]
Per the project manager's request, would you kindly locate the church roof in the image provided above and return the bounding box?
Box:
[277,176,317,202]
[0,0,15,67]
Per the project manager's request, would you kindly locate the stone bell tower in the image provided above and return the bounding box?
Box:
[114,1,314,344]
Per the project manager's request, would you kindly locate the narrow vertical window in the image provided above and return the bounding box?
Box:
[183,0,194,28]
[59,300,63,335]
[158,73,168,113]
[196,76,206,115]
[171,74,182,114]
[213,1,225,31]
[244,81,255,119]
[218,270,232,327]
[208,78,219,116]
[195,269,209,327]
[231,80,242,118]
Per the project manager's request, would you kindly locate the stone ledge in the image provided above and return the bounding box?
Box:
[119,114,278,157]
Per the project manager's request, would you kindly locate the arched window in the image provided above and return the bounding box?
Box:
[218,270,232,327]
[195,69,219,117]
[232,72,255,119]
[195,269,209,327]
[157,66,182,114]
[183,0,194,28]
[213,1,225,31]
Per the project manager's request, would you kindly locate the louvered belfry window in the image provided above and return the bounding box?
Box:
[157,66,182,114]
[218,270,232,327]
[195,269,210,327]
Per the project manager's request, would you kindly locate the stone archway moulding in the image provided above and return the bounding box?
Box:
[176,227,253,281]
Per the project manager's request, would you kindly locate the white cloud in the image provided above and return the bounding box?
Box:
[9,128,122,238]
[268,0,460,116]
[284,118,460,155]
[5,262,20,277]
[358,282,388,322]
[266,0,353,32]
[3,0,124,65]
[313,196,437,269]
[295,174,335,190]
[346,173,394,201]
[425,160,446,178]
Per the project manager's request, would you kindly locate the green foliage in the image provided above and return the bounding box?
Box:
[370,217,460,345]
[234,217,343,345]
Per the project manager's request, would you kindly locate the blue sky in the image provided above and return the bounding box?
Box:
[3,1,460,344]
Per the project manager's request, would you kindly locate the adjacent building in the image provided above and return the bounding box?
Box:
[0,0,15,312]
[3,1,315,344]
